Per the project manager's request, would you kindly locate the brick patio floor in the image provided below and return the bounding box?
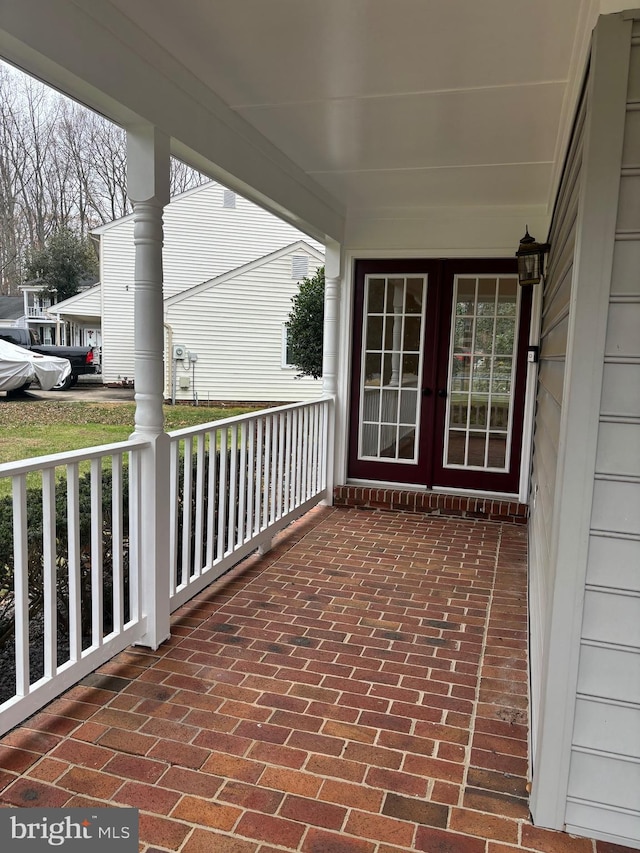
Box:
[0,505,634,852]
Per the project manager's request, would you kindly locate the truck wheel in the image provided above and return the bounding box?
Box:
[52,374,74,391]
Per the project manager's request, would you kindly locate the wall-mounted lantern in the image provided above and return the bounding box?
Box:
[516,227,550,286]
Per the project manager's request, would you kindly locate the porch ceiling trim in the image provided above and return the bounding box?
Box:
[0,0,345,244]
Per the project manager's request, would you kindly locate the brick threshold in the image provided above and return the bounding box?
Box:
[334,484,528,524]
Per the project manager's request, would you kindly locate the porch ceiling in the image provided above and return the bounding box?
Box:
[108,0,585,216]
[0,1,624,241]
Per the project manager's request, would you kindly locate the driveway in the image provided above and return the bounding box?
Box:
[24,377,135,403]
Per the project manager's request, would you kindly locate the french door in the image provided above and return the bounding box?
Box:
[348,259,531,494]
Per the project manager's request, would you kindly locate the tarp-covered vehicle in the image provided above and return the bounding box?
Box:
[0,338,72,394]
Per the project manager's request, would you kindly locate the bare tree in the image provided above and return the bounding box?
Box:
[0,61,207,294]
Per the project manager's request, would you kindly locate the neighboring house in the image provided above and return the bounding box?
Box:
[0,286,61,343]
[20,282,60,343]
[94,180,324,397]
[165,241,324,402]
[51,284,102,360]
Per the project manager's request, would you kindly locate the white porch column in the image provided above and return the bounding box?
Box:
[127,124,171,649]
[321,240,342,504]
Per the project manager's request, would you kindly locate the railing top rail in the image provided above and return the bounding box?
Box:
[168,397,333,441]
[0,437,150,479]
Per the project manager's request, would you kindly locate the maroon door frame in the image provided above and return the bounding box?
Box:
[347,259,442,485]
[347,258,532,494]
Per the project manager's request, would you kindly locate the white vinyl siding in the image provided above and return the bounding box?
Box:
[99,181,323,384]
[529,14,640,848]
[100,220,136,383]
[566,29,640,842]
[165,246,323,402]
[528,83,585,764]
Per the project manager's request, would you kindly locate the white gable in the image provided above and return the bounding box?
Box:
[99,181,324,383]
[165,243,324,402]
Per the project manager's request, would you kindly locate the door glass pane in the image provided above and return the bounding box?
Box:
[450,399,468,428]
[364,353,382,385]
[405,279,423,312]
[467,431,487,466]
[447,430,466,465]
[443,274,519,471]
[487,432,507,467]
[477,278,497,314]
[453,318,474,352]
[380,424,397,457]
[358,274,427,464]
[456,279,476,314]
[368,279,385,313]
[361,422,379,457]
[498,278,517,315]
[366,316,383,350]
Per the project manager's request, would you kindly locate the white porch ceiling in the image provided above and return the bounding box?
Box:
[0,0,625,243]
[108,0,584,216]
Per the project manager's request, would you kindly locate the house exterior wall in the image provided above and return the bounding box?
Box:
[99,181,323,385]
[528,86,586,764]
[165,247,323,402]
[529,12,640,848]
[565,17,640,843]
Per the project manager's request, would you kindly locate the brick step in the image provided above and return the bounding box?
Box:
[334,485,528,524]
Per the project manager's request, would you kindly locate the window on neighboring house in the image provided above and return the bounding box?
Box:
[291,255,308,280]
[282,323,295,368]
[223,188,236,208]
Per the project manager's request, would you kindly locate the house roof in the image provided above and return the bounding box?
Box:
[0,296,24,321]
[165,240,324,307]
[0,1,624,249]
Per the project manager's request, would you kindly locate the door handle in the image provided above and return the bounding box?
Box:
[438,388,447,398]
[422,387,432,397]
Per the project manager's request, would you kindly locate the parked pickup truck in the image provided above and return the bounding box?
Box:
[0,326,97,391]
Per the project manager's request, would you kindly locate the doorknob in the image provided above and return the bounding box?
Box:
[422,387,432,397]
[438,388,447,398]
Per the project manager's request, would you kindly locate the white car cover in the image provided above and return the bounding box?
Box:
[0,338,72,391]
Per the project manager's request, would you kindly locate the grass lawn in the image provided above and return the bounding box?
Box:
[0,400,261,466]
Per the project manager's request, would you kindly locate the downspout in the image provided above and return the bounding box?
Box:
[164,321,173,403]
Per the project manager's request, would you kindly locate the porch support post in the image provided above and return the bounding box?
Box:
[127,124,171,649]
[322,240,342,504]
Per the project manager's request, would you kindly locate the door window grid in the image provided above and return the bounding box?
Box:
[358,275,427,463]
[443,276,519,471]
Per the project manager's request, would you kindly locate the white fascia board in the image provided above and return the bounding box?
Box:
[166,241,324,307]
[0,0,344,244]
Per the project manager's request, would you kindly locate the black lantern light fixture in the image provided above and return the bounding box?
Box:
[516,227,550,286]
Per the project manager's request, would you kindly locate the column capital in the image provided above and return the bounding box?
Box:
[127,124,170,207]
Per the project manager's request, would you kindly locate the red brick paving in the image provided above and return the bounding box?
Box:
[0,505,636,852]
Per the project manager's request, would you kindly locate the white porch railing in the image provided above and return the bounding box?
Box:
[26,306,49,319]
[0,439,148,736]
[168,398,331,611]
[0,398,331,736]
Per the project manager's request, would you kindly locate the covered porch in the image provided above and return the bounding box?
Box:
[0,502,575,853]
[0,1,638,848]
